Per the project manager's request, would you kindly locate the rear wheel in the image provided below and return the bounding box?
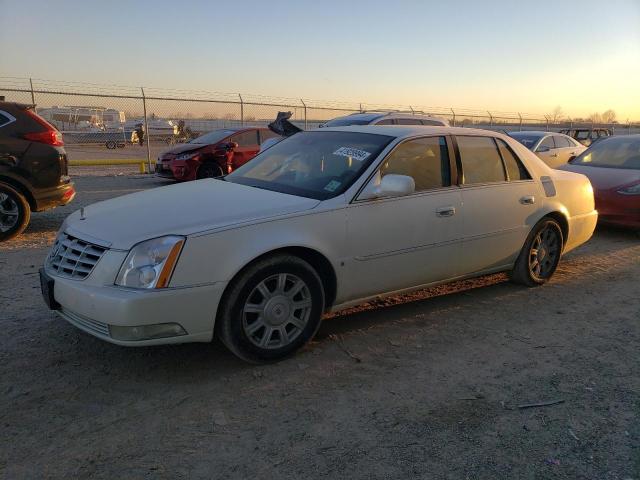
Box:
[216,255,325,363]
[510,218,563,286]
[0,183,31,242]
[197,162,224,179]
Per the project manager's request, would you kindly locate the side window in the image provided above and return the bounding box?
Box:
[394,118,422,125]
[230,130,259,147]
[375,119,394,125]
[0,111,13,128]
[576,131,590,140]
[554,135,571,148]
[457,136,506,184]
[422,119,444,126]
[537,136,555,151]
[259,129,280,144]
[380,136,450,191]
[496,139,531,181]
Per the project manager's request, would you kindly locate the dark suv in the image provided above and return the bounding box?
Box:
[0,102,75,241]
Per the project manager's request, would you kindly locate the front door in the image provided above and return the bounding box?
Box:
[343,135,463,301]
[229,130,261,169]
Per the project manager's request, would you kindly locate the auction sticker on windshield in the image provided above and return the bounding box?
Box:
[324,180,342,192]
[333,147,371,162]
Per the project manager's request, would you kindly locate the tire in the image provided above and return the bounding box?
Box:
[0,183,31,242]
[216,254,325,363]
[105,140,116,149]
[197,162,224,179]
[510,217,563,287]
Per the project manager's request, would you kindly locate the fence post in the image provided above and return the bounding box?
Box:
[409,105,415,115]
[140,87,152,173]
[300,99,307,130]
[629,122,632,135]
[238,94,244,126]
[518,112,522,131]
[359,103,363,114]
[544,115,549,131]
[29,78,37,112]
[487,111,493,127]
[450,108,456,127]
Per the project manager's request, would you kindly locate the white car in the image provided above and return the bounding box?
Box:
[320,111,449,127]
[40,126,597,362]
[509,131,587,168]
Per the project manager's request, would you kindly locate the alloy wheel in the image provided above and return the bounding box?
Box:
[0,192,19,233]
[242,273,312,349]
[528,226,560,279]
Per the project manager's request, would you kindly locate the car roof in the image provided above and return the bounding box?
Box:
[510,130,551,136]
[316,125,501,138]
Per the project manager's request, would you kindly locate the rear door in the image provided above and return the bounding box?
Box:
[455,135,538,275]
[551,135,576,166]
[534,135,564,168]
[229,129,260,168]
[0,109,19,167]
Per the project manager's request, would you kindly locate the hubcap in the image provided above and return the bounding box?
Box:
[242,273,312,349]
[0,193,19,233]
[529,226,560,279]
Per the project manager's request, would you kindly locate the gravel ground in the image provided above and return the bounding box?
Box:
[1,169,639,479]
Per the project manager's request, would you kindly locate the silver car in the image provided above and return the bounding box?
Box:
[509,131,586,168]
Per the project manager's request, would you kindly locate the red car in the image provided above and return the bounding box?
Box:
[156,127,281,181]
[560,135,640,228]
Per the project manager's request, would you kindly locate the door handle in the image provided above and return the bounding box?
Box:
[436,206,456,217]
[520,195,535,205]
[550,153,558,158]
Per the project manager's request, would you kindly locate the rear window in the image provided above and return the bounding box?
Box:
[457,136,506,184]
[571,137,640,170]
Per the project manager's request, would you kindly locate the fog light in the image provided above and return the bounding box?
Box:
[109,323,187,341]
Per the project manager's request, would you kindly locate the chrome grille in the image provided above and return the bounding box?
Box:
[60,309,111,337]
[46,232,107,280]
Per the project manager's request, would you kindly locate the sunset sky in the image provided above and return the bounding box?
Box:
[1,0,639,120]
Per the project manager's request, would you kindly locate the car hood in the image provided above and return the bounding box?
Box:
[160,143,208,156]
[559,163,640,190]
[62,180,320,250]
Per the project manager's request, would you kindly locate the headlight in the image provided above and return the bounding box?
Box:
[115,236,185,289]
[176,152,198,161]
[618,183,640,195]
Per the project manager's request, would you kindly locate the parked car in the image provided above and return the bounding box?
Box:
[559,135,640,228]
[40,126,597,362]
[0,102,75,241]
[320,111,449,127]
[509,131,586,168]
[156,127,281,181]
[559,128,612,147]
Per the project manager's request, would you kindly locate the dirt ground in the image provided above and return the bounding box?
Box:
[1,169,639,479]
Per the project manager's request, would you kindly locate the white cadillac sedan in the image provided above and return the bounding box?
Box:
[40,126,597,362]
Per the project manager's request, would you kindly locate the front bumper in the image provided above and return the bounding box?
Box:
[595,191,640,228]
[50,274,227,346]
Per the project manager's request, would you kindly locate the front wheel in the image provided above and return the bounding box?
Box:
[196,162,224,179]
[216,255,325,363]
[0,183,31,242]
[510,218,563,287]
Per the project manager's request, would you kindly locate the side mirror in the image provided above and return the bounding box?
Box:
[360,174,415,200]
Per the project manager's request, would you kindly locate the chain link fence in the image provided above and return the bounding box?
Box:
[1,76,638,171]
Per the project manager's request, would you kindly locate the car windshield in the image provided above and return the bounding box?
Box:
[571,136,640,170]
[189,129,235,144]
[225,131,394,200]
[509,133,543,149]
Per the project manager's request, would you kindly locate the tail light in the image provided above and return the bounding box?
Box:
[23,109,64,146]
